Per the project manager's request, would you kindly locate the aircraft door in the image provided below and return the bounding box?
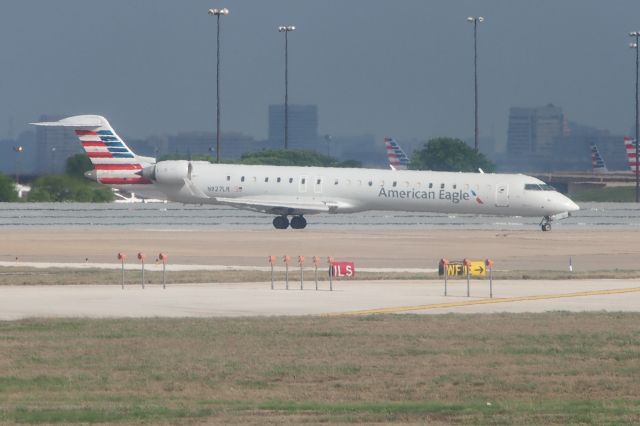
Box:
[299,175,308,193]
[313,176,323,194]
[495,184,509,207]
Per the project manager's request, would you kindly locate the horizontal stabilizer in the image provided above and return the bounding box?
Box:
[31,115,107,128]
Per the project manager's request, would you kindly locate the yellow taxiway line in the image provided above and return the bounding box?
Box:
[326,287,640,317]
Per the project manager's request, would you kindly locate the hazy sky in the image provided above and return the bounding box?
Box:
[1,1,640,150]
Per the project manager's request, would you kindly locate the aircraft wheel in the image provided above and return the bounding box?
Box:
[273,216,290,229]
[290,215,307,229]
[541,223,551,232]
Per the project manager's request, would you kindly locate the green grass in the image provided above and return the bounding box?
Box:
[572,186,636,202]
[0,314,639,424]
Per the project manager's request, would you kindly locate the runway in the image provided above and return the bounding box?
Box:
[1,226,639,319]
[1,228,640,271]
[1,279,638,320]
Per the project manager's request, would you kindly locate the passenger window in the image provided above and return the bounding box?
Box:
[241,176,245,182]
[317,178,321,185]
[301,178,306,184]
[429,183,433,189]
[226,176,230,181]
[277,177,281,183]
[368,180,373,186]
[393,181,397,187]
[334,179,339,185]
[265,177,269,183]
[440,183,445,189]
[289,178,293,183]
[453,184,457,189]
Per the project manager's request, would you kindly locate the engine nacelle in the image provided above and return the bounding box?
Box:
[151,160,190,185]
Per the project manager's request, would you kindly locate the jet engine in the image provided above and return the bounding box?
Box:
[142,160,190,185]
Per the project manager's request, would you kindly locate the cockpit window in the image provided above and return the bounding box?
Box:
[524,183,556,191]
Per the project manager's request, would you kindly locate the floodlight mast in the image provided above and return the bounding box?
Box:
[278,25,296,149]
[208,8,230,163]
[467,16,484,153]
[630,31,640,202]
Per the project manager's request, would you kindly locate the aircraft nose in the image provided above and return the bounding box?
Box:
[561,196,580,213]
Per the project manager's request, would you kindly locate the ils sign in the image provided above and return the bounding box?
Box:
[438,261,487,277]
[330,262,355,278]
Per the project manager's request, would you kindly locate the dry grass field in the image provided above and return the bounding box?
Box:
[1,313,639,424]
[2,266,640,287]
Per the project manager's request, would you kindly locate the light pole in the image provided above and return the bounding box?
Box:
[467,16,484,153]
[13,146,23,184]
[630,31,640,203]
[324,134,332,157]
[278,25,296,150]
[208,7,229,163]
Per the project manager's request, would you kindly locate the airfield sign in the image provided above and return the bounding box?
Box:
[438,260,487,277]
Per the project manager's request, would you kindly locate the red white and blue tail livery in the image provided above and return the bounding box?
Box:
[590,143,608,173]
[624,136,639,175]
[385,137,410,170]
[32,115,156,186]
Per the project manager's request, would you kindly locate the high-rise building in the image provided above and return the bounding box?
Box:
[506,104,565,170]
[35,115,83,174]
[268,104,318,151]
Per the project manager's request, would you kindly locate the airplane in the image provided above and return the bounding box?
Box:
[624,137,639,174]
[33,115,579,231]
[385,137,410,170]
[590,144,608,173]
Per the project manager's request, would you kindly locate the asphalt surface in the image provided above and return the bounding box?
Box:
[1,279,638,319]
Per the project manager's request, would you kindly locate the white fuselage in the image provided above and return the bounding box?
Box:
[153,161,579,218]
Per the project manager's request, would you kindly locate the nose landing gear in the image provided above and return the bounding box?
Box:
[540,216,552,231]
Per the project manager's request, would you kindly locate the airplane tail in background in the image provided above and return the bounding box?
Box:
[32,115,155,185]
[590,144,608,173]
[624,136,639,174]
[385,137,410,170]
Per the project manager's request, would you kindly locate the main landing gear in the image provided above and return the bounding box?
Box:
[272,215,307,230]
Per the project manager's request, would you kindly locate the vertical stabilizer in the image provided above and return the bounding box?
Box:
[590,144,608,173]
[384,137,410,170]
[624,136,639,175]
[32,115,155,185]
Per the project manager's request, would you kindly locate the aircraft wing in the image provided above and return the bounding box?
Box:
[214,196,344,216]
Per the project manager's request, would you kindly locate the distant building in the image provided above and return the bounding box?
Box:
[504,105,625,172]
[268,104,319,151]
[138,131,265,161]
[329,134,383,167]
[558,123,626,171]
[506,104,567,171]
[35,114,83,174]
